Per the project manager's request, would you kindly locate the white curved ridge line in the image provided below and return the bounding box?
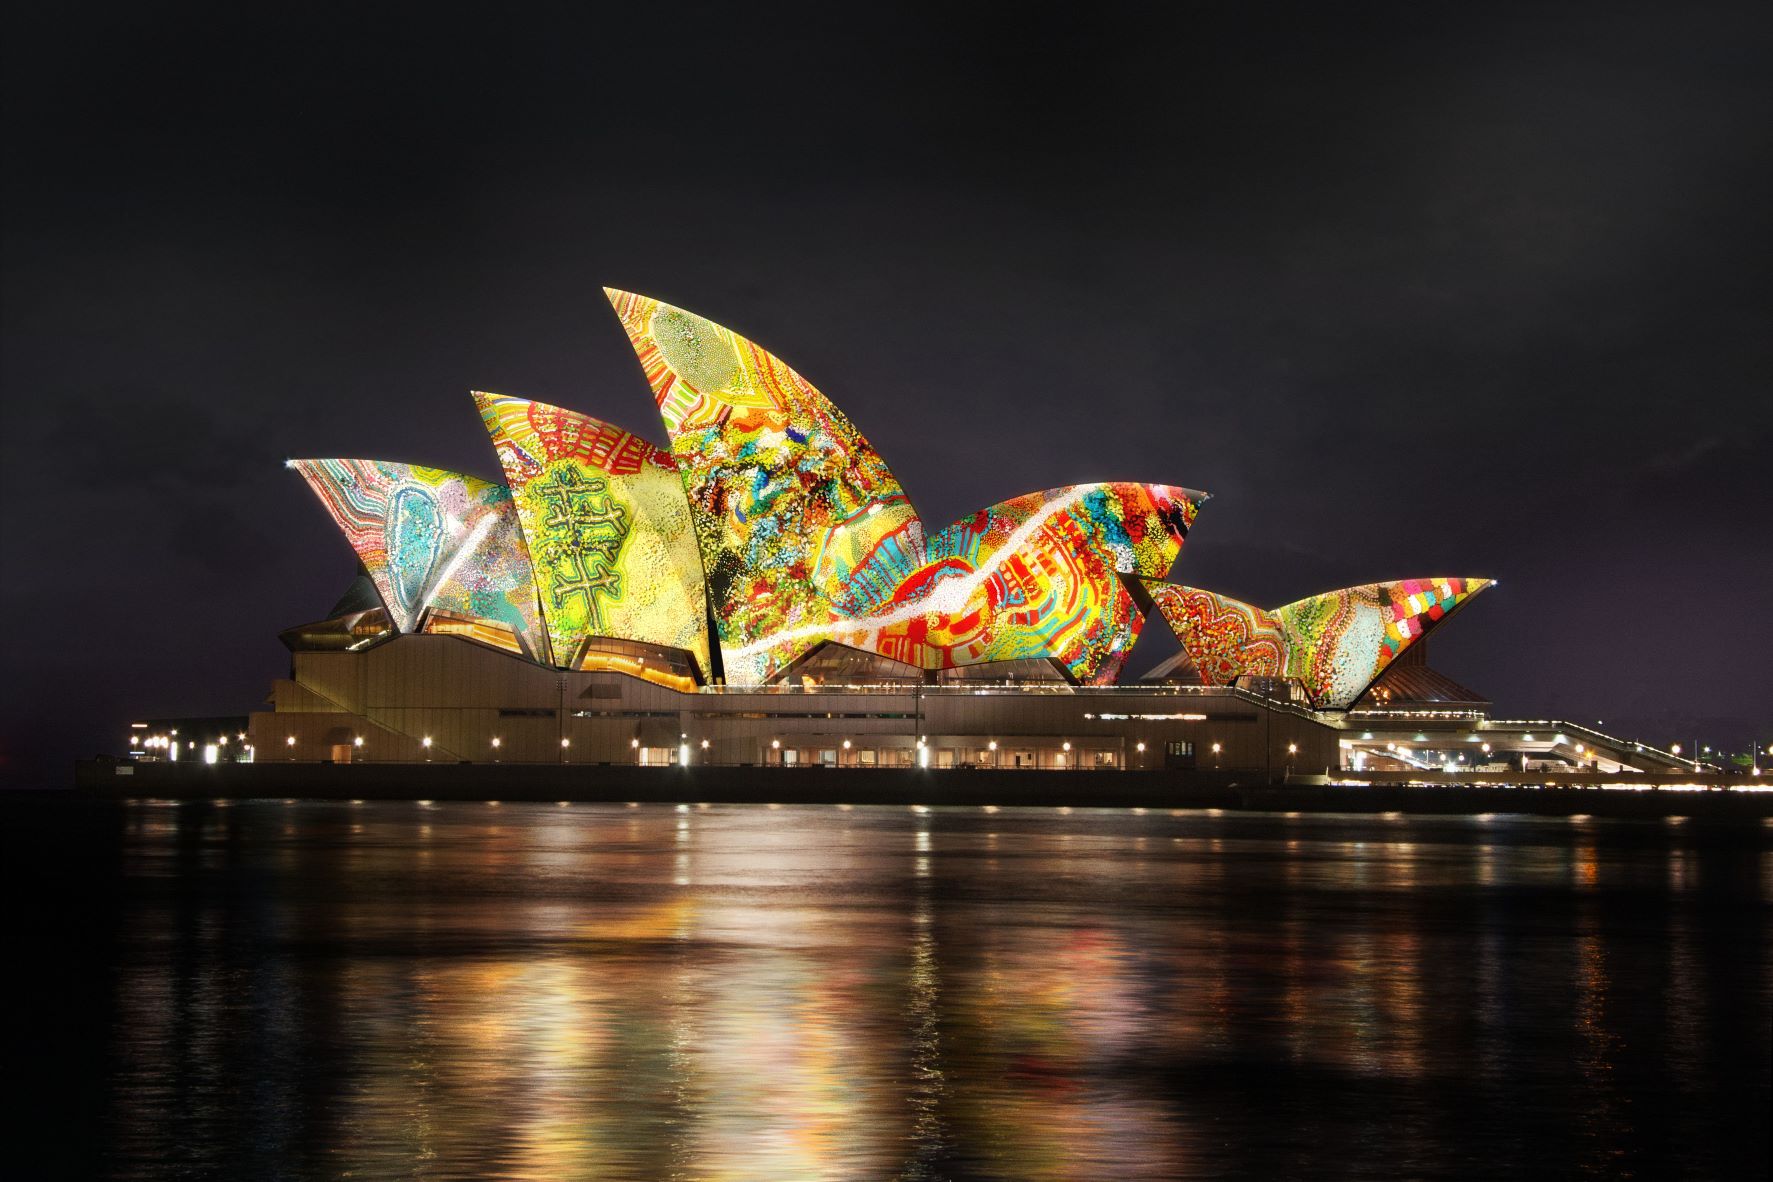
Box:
[417,510,500,622]
[722,487,1097,661]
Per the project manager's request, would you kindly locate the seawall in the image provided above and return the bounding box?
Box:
[73,760,1773,821]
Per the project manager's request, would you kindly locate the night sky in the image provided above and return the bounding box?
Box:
[3,2,1769,783]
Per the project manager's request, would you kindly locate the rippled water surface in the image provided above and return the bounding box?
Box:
[17,799,1773,1179]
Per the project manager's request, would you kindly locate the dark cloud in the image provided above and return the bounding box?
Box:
[4,0,1769,782]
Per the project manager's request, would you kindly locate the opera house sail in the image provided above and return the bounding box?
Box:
[289,460,546,660]
[1141,578,1494,710]
[280,288,1492,744]
[604,289,1206,685]
[474,392,712,680]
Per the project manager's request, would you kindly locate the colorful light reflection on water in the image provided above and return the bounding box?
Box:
[41,802,1773,1178]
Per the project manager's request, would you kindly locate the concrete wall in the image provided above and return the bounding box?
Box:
[247,634,1341,780]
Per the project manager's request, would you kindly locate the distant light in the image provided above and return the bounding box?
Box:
[1287,743,1298,755]
[1136,742,1146,752]
[491,737,502,748]
[701,739,710,749]
[421,736,432,748]
[842,739,851,749]
[286,736,295,746]
[988,741,997,751]
[202,744,218,765]
[353,736,363,747]
[561,738,571,748]
[1062,741,1071,751]
[771,739,780,749]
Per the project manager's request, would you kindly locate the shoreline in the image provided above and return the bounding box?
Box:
[63,759,1773,821]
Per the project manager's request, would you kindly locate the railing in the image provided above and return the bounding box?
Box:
[1484,719,1699,771]
[1342,715,1701,772]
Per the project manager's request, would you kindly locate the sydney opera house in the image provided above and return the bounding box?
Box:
[232,288,1583,777]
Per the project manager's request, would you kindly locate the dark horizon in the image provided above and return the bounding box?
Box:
[4,2,1770,784]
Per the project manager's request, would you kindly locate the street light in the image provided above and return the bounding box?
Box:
[1211,742,1222,769]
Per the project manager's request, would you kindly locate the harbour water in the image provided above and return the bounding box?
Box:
[15,798,1772,1179]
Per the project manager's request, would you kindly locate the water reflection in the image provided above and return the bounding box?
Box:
[82,803,1773,1179]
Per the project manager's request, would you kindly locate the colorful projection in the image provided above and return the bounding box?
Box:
[605,289,924,681]
[1144,577,1493,709]
[605,289,1204,683]
[290,460,545,659]
[287,291,1491,694]
[821,483,1202,684]
[474,393,711,676]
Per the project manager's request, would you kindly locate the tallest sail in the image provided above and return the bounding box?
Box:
[605,289,922,683]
